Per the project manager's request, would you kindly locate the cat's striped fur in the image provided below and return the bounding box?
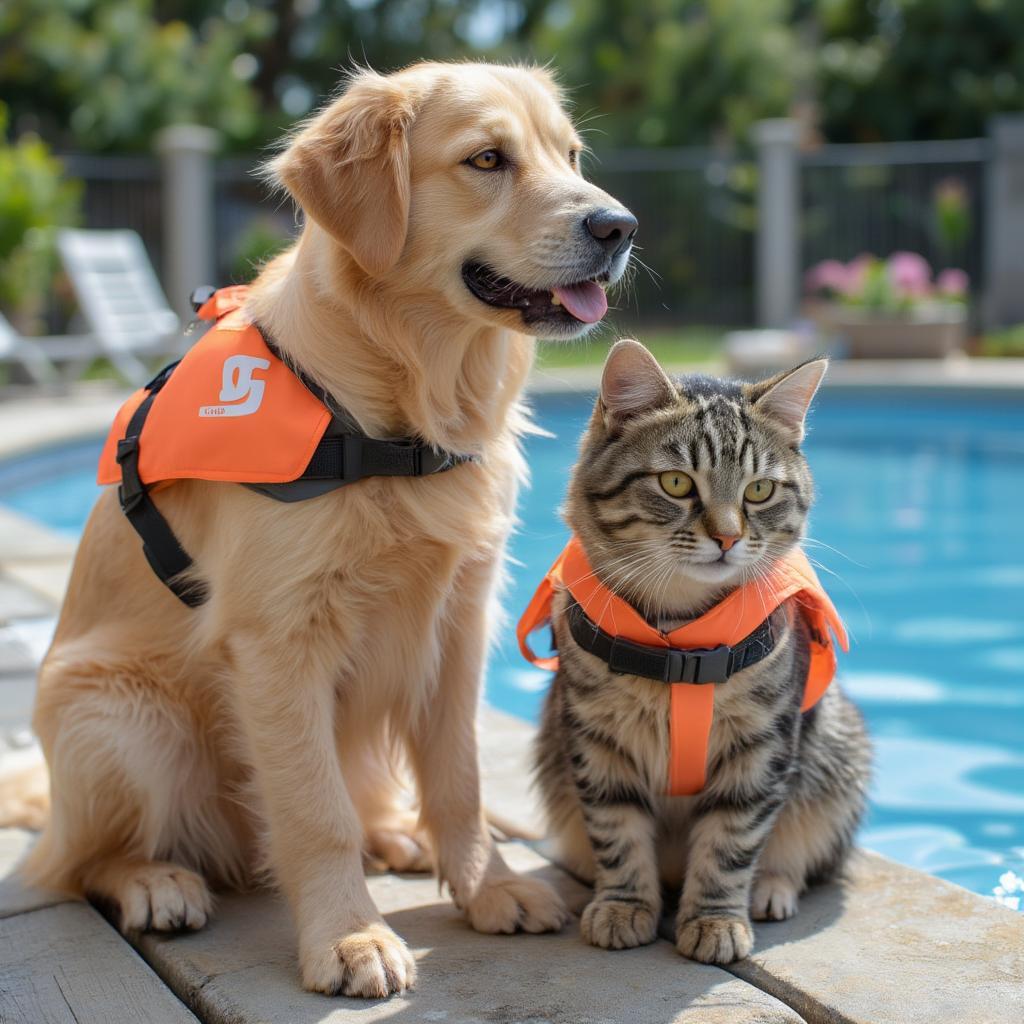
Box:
[534,341,871,963]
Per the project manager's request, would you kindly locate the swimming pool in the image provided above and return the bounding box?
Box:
[2,387,1023,905]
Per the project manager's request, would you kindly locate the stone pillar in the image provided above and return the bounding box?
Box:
[156,124,220,320]
[753,119,801,328]
[983,116,1024,328]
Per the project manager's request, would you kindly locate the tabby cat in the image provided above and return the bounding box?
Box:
[534,339,871,964]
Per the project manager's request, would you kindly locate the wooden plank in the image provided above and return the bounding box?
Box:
[0,901,199,1024]
[133,842,804,1024]
[0,828,69,919]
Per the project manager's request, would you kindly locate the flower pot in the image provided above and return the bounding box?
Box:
[807,303,967,359]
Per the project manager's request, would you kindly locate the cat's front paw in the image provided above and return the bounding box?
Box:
[581,896,658,950]
[676,914,754,964]
[751,875,799,921]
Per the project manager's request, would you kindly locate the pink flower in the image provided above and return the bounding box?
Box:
[936,267,969,298]
[888,251,932,297]
[844,254,875,296]
[805,259,849,295]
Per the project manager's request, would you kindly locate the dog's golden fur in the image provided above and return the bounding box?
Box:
[15,62,634,997]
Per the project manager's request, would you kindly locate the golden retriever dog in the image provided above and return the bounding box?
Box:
[18,62,637,997]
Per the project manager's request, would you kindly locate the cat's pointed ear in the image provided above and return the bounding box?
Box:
[748,358,828,442]
[600,339,677,429]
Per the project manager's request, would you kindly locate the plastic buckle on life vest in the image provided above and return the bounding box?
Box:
[190,285,217,313]
[115,436,144,513]
[416,447,452,476]
[342,436,364,483]
[678,645,732,684]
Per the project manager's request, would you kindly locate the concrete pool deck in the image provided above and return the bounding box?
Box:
[1,371,1024,1023]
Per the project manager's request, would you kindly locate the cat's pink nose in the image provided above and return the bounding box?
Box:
[712,533,740,552]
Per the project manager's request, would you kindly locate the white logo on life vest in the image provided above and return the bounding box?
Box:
[198,355,270,417]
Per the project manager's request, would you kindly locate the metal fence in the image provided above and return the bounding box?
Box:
[58,135,994,330]
[62,154,164,275]
[61,153,298,289]
[588,149,756,327]
[213,157,297,284]
[800,138,988,299]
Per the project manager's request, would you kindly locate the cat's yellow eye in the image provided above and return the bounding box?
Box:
[468,149,502,170]
[659,471,694,498]
[744,479,775,503]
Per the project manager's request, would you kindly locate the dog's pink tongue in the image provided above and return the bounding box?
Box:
[553,281,608,323]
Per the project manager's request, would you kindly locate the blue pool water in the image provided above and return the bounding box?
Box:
[2,388,1023,904]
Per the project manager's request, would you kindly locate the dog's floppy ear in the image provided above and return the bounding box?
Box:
[269,72,421,276]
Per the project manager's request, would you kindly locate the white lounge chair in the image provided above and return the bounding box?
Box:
[0,312,68,386]
[58,229,181,387]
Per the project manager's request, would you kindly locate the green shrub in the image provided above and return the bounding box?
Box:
[228,219,291,283]
[980,324,1024,358]
[0,102,82,331]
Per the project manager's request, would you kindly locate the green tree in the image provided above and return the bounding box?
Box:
[0,0,525,151]
[812,0,1024,141]
[4,0,1024,154]
[534,0,804,147]
[0,0,267,151]
[0,103,82,329]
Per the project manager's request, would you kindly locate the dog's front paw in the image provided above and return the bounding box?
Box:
[365,827,433,874]
[676,914,754,964]
[581,896,657,950]
[464,875,568,935]
[87,860,211,933]
[301,922,416,998]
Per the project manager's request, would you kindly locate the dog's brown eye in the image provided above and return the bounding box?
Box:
[468,150,502,171]
[569,150,579,166]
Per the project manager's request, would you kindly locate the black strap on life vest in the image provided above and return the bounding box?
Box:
[116,311,476,607]
[116,361,209,608]
[564,600,776,685]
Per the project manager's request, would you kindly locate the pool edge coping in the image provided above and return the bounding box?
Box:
[530,355,1024,394]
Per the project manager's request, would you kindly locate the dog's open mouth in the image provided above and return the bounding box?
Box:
[462,262,610,326]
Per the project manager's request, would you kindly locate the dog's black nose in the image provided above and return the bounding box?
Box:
[585,208,638,256]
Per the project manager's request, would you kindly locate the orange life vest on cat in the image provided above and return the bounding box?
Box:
[517,535,848,796]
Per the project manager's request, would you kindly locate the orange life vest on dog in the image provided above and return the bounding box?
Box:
[97,286,473,606]
[97,286,332,490]
[517,535,848,796]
